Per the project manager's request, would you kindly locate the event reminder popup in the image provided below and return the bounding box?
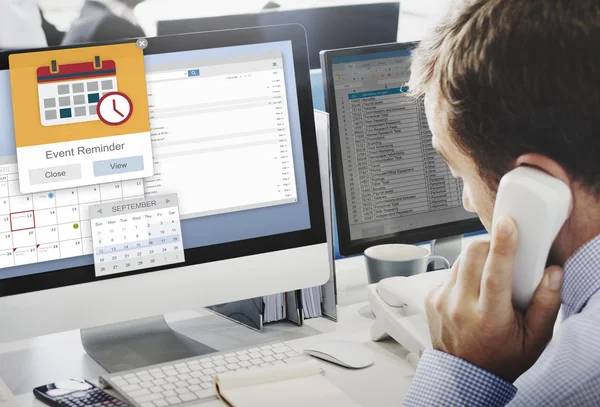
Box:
[9,42,154,193]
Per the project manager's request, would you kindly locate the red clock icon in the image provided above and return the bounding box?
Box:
[97,92,133,126]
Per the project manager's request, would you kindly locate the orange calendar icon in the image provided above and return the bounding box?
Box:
[36,56,118,126]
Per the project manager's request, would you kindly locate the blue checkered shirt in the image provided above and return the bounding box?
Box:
[404,234,600,406]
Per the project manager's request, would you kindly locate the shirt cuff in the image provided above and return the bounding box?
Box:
[403,349,517,407]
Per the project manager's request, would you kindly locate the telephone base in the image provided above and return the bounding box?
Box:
[370,318,390,341]
[367,270,450,356]
[367,284,431,355]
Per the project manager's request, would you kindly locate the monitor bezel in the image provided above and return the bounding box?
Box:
[0,24,326,297]
[320,42,484,257]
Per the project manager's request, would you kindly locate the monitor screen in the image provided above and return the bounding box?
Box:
[324,44,481,255]
[0,40,312,281]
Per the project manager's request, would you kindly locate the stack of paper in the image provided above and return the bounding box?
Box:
[262,293,286,323]
[302,286,323,319]
[215,360,362,407]
[263,287,323,323]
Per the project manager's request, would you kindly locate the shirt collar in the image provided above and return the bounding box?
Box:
[92,0,138,26]
[562,233,600,318]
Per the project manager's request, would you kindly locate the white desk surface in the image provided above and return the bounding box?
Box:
[1,235,488,407]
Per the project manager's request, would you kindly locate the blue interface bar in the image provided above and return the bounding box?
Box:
[348,87,408,99]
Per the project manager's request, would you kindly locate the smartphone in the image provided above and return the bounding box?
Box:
[33,379,129,407]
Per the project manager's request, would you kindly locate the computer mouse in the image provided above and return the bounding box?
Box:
[304,340,373,369]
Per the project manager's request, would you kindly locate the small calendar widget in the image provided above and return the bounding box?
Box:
[90,194,184,277]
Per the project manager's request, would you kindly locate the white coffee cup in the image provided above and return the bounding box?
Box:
[364,244,450,284]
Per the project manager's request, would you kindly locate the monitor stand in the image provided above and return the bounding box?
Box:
[81,315,217,373]
[429,234,463,270]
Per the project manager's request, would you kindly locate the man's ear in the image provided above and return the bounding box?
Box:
[514,154,571,187]
[514,153,573,213]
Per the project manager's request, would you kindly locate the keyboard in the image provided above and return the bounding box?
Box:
[100,342,307,406]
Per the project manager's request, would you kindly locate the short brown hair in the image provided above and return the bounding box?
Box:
[409,0,600,194]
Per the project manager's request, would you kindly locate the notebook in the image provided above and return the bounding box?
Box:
[215,361,362,407]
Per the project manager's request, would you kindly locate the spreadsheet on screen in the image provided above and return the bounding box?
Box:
[331,49,476,241]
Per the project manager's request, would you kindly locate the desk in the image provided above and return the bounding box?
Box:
[1,234,488,406]
[5,303,415,407]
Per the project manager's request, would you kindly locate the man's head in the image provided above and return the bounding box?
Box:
[409,0,600,234]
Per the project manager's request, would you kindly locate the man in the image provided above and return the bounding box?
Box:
[61,0,145,46]
[404,0,600,405]
[40,9,65,46]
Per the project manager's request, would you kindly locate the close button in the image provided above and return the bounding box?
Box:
[29,164,82,185]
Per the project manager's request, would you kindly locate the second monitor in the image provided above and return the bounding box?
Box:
[157,3,401,70]
[321,42,483,257]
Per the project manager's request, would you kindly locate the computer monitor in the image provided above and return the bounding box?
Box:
[157,3,401,70]
[320,42,483,258]
[0,25,328,353]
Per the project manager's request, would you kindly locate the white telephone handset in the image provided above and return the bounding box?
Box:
[368,166,571,363]
[492,166,571,310]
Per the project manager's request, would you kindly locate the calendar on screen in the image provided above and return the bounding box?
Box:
[90,194,184,277]
[0,160,145,269]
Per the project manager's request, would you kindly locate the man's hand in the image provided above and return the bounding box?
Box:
[425,217,564,382]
